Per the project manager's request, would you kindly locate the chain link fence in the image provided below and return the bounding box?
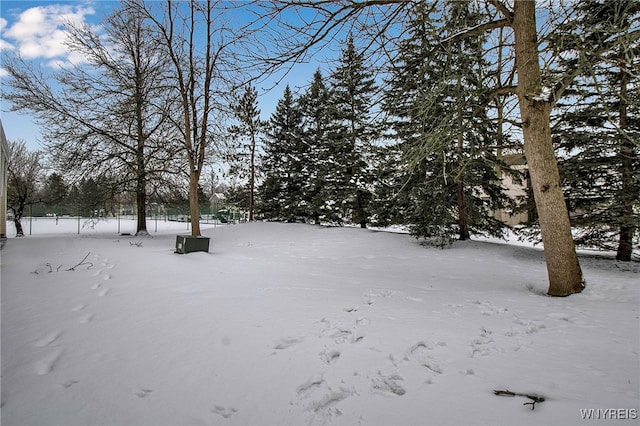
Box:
[5,203,248,237]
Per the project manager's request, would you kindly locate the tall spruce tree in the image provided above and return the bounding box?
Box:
[383,1,508,244]
[298,70,333,224]
[259,85,306,221]
[553,0,639,261]
[231,85,264,221]
[327,36,378,228]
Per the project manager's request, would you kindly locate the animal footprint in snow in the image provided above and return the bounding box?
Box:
[351,333,365,343]
[102,273,111,281]
[34,330,63,347]
[372,372,406,396]
[305,388,354,424]
[273,337,303,350]
[406,341,435,356]
[356,317,371,327]
[98,288,110,297]
[296,375,325,398]
[211,405,237,418]
[35,349,63,375]
[421,360,443,374]
[91,283,101,290]
[71,304,86,312]
[473,300,509,316]
[404,341,442,360]
[470,328,498,358]
[320,349,341,364]
[547,313,571,322]
[62,380,79,388]
[404,342,444,373]
[135,389,153,398]
[79,314,94,324]
[91,270,102,277]
[327,328,352,344]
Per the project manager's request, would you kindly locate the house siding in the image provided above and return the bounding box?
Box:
[0,120,9,238]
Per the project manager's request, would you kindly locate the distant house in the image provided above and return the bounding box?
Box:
[0,120,9,239]
[492,153,530,227]
[210,191,226,206]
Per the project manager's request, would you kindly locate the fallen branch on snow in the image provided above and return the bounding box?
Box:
[65,252,94,271]
[494,389,545,410]
[45,262,63,273]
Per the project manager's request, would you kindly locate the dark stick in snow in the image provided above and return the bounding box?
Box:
[493,389,545,410]
[65,252,93,271]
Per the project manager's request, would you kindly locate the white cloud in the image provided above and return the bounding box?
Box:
[0,17,14,51]
[2,4,95,64]
[0,39,14,51]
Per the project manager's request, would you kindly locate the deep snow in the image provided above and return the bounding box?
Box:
[1,219,638,425]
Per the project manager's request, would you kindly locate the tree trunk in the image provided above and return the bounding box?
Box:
[512,1,584,296]
[248,133,256,222]
[134,58,148,236]
[135,143,147,235]
[356,190,367,228]
[13,217,24,237]
[457,178,470,240]
[189,170,201,236]
[616,64,634,261]
[136,171,147,236]
[456,77,470,241]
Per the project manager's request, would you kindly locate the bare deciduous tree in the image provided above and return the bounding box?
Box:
[2,3,177,236]
[6,140,43,237]
[134,0,236,236]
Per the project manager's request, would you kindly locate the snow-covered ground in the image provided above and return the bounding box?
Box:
[1,219,638,425]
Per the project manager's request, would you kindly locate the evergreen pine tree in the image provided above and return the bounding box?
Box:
[298,69,333,224]
[383,1,509,244]
[230,85,264,221]
[259,85,305,221]
[553,0,639,260]
[41,173,68,214]
[327,36,379,227]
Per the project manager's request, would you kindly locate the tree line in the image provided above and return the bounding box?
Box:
[232,1,638,264]
[3,150,222,237]
[3,0,638,297]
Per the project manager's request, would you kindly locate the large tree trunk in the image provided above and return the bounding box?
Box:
[134,62,148,236]
[512,1,584,296]
[136,170,147,236]
[456,178,470,240]
[135,140,148,236]
[189,170,201,236]
[13,217,24,237]
[456,80,470,241]
[616,65,634,261]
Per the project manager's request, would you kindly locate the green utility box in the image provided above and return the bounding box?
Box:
[175,235,210,254]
